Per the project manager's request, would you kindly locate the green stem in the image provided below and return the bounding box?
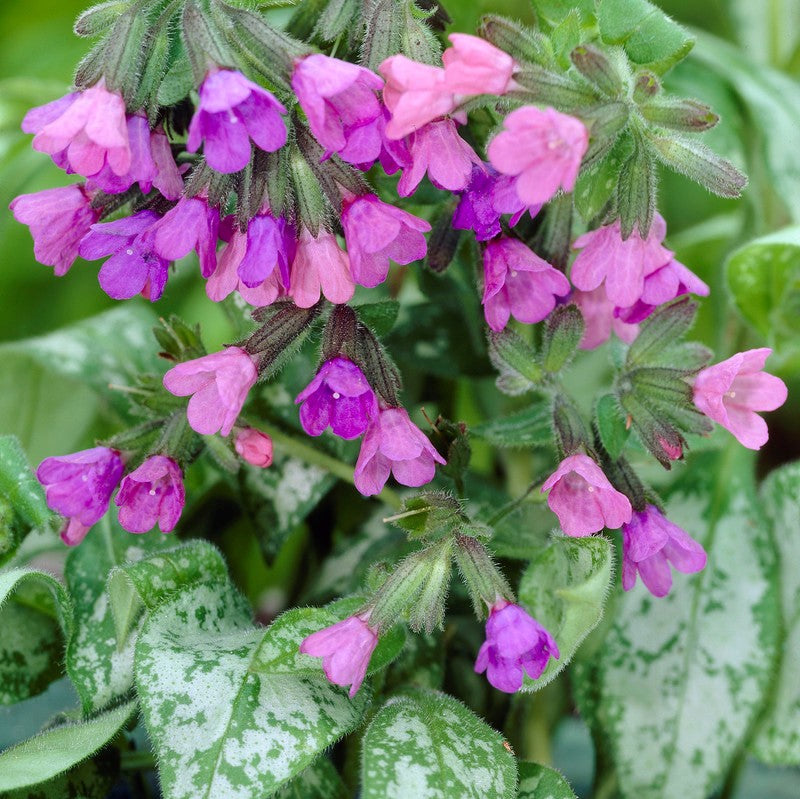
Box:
[120,749,157,772]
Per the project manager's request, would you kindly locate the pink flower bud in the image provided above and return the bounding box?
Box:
[234,428,274,468]
[442,34,516,96]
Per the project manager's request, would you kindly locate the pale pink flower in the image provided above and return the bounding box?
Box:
[234,428,274,468]
[289,229,355,308]
[571,287,639,350]
[442,34,516,96]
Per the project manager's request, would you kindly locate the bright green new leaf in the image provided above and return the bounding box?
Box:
[517,761,577,799]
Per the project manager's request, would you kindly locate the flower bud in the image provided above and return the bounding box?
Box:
[234,428,274,468]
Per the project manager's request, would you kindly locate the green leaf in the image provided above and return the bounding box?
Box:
[488,329,543,396]
[595,394,630,461]
[354,300,401,338]
[472,402,553,449]
[272,757,347,799]
[518,535,613,690]
[532,0,595,25]
[361,689,517,799]
[517,761,577,798]
[0,700,136,792]
[574,447,780,799]
[751,461,800,765]
[574,135,633,222]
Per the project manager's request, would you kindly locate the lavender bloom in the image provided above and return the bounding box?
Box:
[295,358,378,440]
[474,600,559,693]
[115,455,185,534]
[187,69,287,173]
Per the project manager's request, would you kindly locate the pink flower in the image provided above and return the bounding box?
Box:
[571,287,639,350]
[115,456,184,534]
[474,600,559,693]
[379,55,456,139]
[442,34,516,96]
[354,408,446,496]
[23,81,130,178]
[289,229,355,308]
[292,54,384,165]
[60,518,92,547]
[341,194,430,287]
[621,506,706,597]
[163,347,258,437]
[693,348,787,449]
[10,184,99,275]
[234,428,274,468]
[299,611,378,697]
[487,106,588,207]
[541,453,632,536]
[482,238,571,331]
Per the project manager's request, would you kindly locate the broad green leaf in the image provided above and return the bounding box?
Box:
[751,461,800,764]
[532,0,595,25]
[472,403,553,449]
[355,300,401,338]
[517,761,577,799]
[0,699,136,792]
[361,689,517,799]
[518,535,613,690]
[595,394,630,461]
[273,757,347,799]
[574,447,780,799]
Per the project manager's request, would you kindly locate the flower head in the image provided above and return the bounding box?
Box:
[300,612,378,697]
[571,287,639,350]
[621,506,706,597]
[187,69,287,173]
[541,453,632,536]
[234,428,274,468]
[289,229,355,308]
[115,456,184,534]
[354,408,446,496]
[693,348,787,449]
[474,600,559,693]
[163,347,258,437]
[442,34,516,96]
[452,165,503,242]
[295,358,378,440]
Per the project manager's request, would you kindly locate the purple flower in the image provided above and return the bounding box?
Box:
[354,408,446,496]
[295,358,378,439]
[37,447,124,543]
[115,455,185,534]
[482,238,571,331]
[10,184,99,275]
[292,54,385,165]
[300,611,378,697]
[492,173,542,228]
[453,165,503,241]
[621,506,707,597]
[230,212,292,288]
[474,600,559,693]
[79,210,171,301]
[187,69,287,173]
[341,194,430,288]
[572,287,639,350]
[163,347,258,437]
[289,229,355,308]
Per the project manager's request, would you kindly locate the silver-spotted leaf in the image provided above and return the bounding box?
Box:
[517,761,577,798]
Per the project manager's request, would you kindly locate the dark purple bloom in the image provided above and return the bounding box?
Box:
[452,165,502,242]
[187,69,287,173]
[295,358,378,440]
[230,211,292,288]
[474,600,559,693]
[115,455,185,534]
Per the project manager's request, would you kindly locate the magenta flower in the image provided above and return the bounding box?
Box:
[23,81,130,178]
[621,506,707,597]
[300,611,378,697]
[163,347,258,437]
[571,287,639,350]
[452,165,503,242]
[289,229,355,308]
[78,210,171,301]
[492,173,542,228]
[295,358,378,439]
[396,118,482,197]
[541,453,632,536]
[341,194,430,287]
[234,428,274,468]
[488,106,588,207]
[442,34,516,96]
[37,446,124,543]
[354,408,446,496]
[693,348,788,450]
[187,69,288,173]
[115,456,184,534]
[474,600,559,693]
[10,184,99,276]
[223,212,292,288]
[292,54,384,165]
[482,238,571,332]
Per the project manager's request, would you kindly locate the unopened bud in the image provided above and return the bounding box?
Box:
[477,14,554,67]
[570,44,624,98]
[552,394,590,458]
[541,305,585,373]
[639,98,718,132]
[633,71,660,102]
[454,535,512,618]
[510,64,597,111]
[235,428,273,468]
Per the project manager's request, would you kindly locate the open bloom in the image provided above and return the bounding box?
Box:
[289,229,355,308]
[37,446,124,545]
[442,34,516,96]
[488,106,588,207]
[621,506,706,597]
[482,238,571,331]
[227,212,291,288]
[354,408,446,496]
[571,287,639,350]
[541,453,632,536]
[163,347,258,437]
[295,358,378,439]
[300,611,378,697]
[234,428,274,468]
[115,456,184,534]
[341,194,430,287]
[292,54,384,165]
[693,348,787,449]
[10,184,99,275]
[475,600,559,693]
[187,69,287,173]
[453,165,503,241]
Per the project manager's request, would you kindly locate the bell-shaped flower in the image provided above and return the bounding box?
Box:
[115,456,184,534]
[452,165,503,242]
[234,428,274,468]
[571,287,639,350]
[442,33,517,96]
[289,229,355,308]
